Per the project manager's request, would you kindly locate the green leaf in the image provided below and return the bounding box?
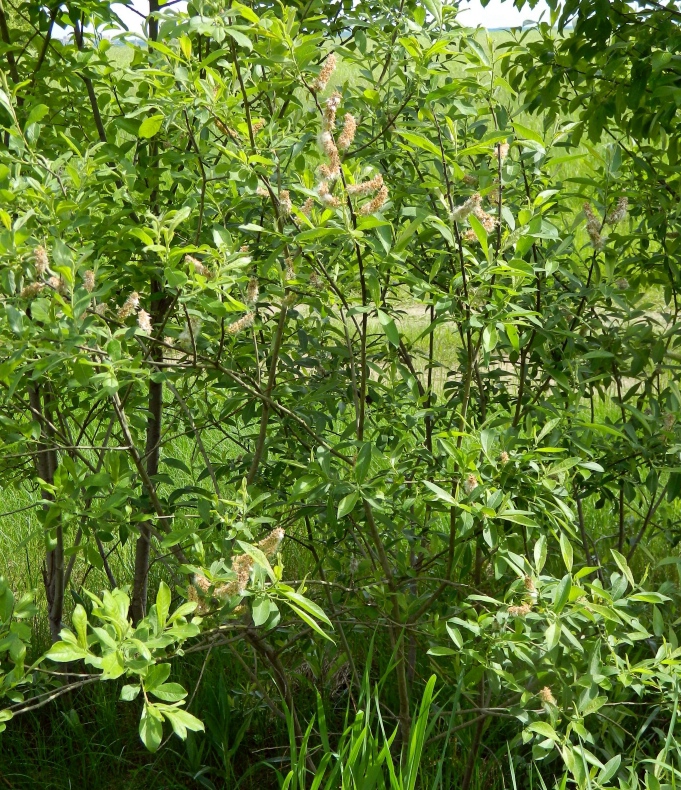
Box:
[396,130,442,158]
[528,721,559,741]
[24,104,49,130]
[629,592,670,604]
[149,683,187,702]
[156,581,171,630]
[72,604,88,649]
[426,646,456,656]
[225,28,252,50]
[610,549,635,587]
[138,115,164,139]
[5,305,24,336]
[46,641,88,662]
[553,574,572,614]
[337,491,359,519]
[145,663,171,691]
[468,214,490,262]
[355,443,373,484]
[286,602,334,643]
[280,590,332,627]
[559,532,573,572]
[163,708,204,740]
[544,621,560,651]
[121,684,141,701]
[236,541,275,582]
[251,595,272,627]
[423,480,457,506]
[377,310,400,347]
[597,754,621,784]
[513,122,545,146]
[139,705,164,752]
[534,535,547,574]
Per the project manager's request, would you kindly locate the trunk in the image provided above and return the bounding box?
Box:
[29,386,64,643]
[130,341,163,624]
[130,276,165,624]
[130,3,162,624]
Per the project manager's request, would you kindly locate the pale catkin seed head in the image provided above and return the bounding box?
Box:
[186,254,212,279]
[584,203,605,249]
[359,185,389,215]
[47,275,68,295]
[539,686,556,705]
[451,193,482,223]
[301,196,315,216]
[523,576,536,593]
[194,573,212,593]
[258,527,285,558]
[284,257,295,281]
[508,603,532,617]
[464,473,479,494]
[117,291,140,320]
[94,302,108,316]
[472,205,497,233]
[347,172,383,197]
[279,190,292,217]
[82,270,95,293]
[463,174,478,186]
[323,91,342,132]
[21,282,45,298]
[256,186,269,198]
[500,450,510,464]
[606,196,628,225]
[251,119,265,133]
[337,113,357,151]
[246,277,259,305]
[311,53,337,93]
[497,142,510,161]
[137,309,152,334]
[34,246,49,277]
[228,312,255,334]
[463,228,478,244]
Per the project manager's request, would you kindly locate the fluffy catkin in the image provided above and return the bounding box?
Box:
[258,527,285,557]
[82,270,95,293]
[583,203,604,249]
[358,185,388,215]
[279,190,292,217]
[451,193,482,223]
[117,292,140,320]
[228,312,255,334]
[21,282,45,298]
[347,173,383,196]
[606,196,628,225]
[34,246,49,277]
[508,603,531,617]
[246,277,259,305]
[311,53,337,93]
[186,254,212,279]
[337,113,356,150]
[137,309,152,334]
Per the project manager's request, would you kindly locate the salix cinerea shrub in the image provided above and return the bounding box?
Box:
[0,0,681,783]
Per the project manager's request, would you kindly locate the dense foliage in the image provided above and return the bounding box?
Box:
[1,0,681,787]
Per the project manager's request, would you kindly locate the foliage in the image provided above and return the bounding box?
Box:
[0,0,681,787]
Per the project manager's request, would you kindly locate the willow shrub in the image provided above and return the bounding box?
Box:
[1,0,681,787]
